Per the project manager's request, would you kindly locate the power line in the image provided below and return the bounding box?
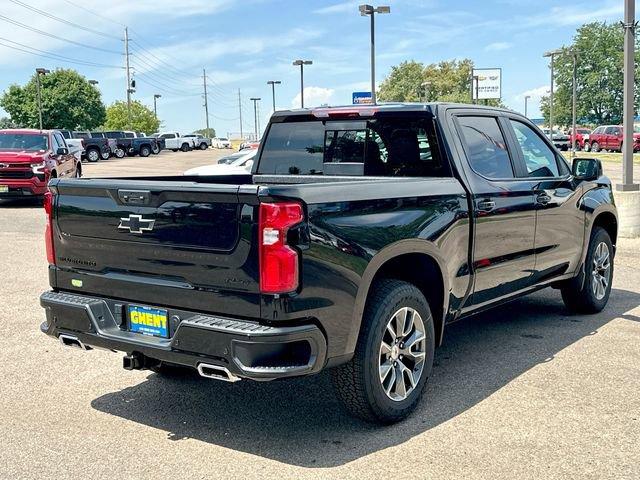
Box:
[0,36,124,68]
[58,0,124,27]
[0,13,122,55]
[130,51,201,88]
[8,0,119,40]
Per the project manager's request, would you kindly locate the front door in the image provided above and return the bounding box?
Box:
[454,114,537,308]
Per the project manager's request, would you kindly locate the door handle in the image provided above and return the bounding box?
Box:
[535,192,551,205]
[477,199,496,212]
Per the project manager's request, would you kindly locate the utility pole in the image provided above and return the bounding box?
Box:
[35,68,49,130]
[124,27,132,129]
[238,89,243,139]
[619,0,638,191]
[203,68,210,134]
[250,97,260,140]
[571,50,578,158]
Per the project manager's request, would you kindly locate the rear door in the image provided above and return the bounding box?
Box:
[51,179,262,317]
[453,112,537,308]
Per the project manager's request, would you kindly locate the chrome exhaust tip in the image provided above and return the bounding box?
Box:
[196,363,241,382]
[58,334,90,351]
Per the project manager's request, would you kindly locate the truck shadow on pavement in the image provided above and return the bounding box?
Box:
[91,287,639,467]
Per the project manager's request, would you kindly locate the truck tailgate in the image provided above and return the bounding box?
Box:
[49,178,262,318]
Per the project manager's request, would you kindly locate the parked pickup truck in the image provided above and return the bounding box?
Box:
[157,132,196,152]
[40,104,617,423]
[71,131,111,162]
[184,134,211,150]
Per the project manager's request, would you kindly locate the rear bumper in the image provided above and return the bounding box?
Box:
[40,290,327,381]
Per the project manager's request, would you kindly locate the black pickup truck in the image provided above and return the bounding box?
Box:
[71,131,111,162]
[40,103,617,423]
[101,131,159,158]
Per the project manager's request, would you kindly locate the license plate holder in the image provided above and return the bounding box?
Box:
[128,305,169,338]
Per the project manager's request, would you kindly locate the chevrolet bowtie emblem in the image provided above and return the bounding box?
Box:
[118,214,155,234]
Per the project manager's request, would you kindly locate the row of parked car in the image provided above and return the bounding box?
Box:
[57,130,216,163]
[544,124,640,153]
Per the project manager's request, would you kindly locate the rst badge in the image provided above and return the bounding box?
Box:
[118,214,155,234]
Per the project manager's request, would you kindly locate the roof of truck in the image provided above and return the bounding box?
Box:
[271,102,515,119]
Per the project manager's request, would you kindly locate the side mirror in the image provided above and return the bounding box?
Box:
[572,157,602,182]
[56,147,69,156]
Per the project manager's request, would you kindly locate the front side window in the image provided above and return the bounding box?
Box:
[510,120,560,178]
[457,116,513,179]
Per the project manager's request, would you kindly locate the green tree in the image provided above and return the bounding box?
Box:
[0,117,18,128]
[104,100,160,133]
[0,69,105,129]
[193,127,216,137]
[378,58,504,107]
[540,22,640,126]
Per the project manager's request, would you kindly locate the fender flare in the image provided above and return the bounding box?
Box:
[345,239,451,356]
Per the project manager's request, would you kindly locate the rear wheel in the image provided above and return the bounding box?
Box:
[561,226,613,313]
[86,148,100,163]
[583,142,591,152]
[331,279,435,424]
[199,142,208,150]
[140,145,151,157]
[181,143,190,152]
[114,148,125,158]
[151,144,160,154]
[100,150,110,160]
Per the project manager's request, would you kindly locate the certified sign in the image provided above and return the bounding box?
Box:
[352,91,373,104]
[472,68,502,100]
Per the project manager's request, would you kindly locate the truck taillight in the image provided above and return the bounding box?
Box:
[259,202,303,294]
[44,190,56,265]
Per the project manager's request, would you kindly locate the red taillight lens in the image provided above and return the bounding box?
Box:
[44,190,56,265]
[259,202,303,294]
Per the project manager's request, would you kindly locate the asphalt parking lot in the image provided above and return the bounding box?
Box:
[1,150,639,479]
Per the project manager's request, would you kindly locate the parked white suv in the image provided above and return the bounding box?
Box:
[212,137,232,149]
[156,132,196,152]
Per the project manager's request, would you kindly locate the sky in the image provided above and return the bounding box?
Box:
[0,0,629,137]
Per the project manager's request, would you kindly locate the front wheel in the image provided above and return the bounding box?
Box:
[86,148,100,163]
[561,226,613,313]
[331,279,435,424]
[140,146,151,157]
[583,142,591,152]
[100,150,111,160]
[151,144,160,154]
[180,143,190,152]
[199,142,208,150]
[114,148,125,158]
[591,141,600,152]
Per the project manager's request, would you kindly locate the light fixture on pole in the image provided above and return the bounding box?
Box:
[543,48,563,144]
[153,94,161,118]
[524,95,531,117]
[250,97,261,140]
[292,60,312,108]
[267,80,282,112]
[35,68,50,130]
[359,4,390,105]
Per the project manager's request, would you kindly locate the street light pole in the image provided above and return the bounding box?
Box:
[153,94,161,119]
[359,4,390,105]
[35,68,50,130]
[267,80,281,112]
[292,60,312,108]
[524,95,531,117]
[571,50,578,158]
[250,97,261,140]
[618,0,638,191]
[543,49,562,144]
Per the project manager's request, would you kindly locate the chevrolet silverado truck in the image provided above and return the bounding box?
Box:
[71,131,110,162]
[184,134,212,150]
[157,132,195,152]
[0,128,80,199]
[40,104,617,423]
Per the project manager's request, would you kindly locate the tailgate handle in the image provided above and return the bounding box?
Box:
[118,190,151,205]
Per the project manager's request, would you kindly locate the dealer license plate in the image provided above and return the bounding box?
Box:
[128,305,169,338]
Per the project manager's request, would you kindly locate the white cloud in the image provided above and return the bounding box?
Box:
[291,86,335,108]
[485,42,512,52]
[313,1,360,15]
[515,85,549,102]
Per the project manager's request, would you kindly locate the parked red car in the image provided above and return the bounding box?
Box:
[569,128,592,150]
[584,125,640,152]
[0,129,81,199]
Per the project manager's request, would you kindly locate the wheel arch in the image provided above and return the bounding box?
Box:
[347,240,450,356]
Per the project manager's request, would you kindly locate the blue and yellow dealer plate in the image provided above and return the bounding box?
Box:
[128,305,169,338]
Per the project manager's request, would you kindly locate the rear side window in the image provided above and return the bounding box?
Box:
[258,117,446,177]
[457,116,513,179]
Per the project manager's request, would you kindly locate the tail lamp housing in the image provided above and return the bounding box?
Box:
[259,202,304,294]
[44,190,56,265]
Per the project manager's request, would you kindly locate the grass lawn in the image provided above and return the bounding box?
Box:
[564,150,640,164]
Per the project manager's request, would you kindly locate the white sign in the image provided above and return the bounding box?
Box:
[472,68,502,100]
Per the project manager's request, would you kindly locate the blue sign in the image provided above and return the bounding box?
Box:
[352,91,373,104]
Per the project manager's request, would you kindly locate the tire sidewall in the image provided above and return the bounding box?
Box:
[583,227,614,310]
[362,284,435,422]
